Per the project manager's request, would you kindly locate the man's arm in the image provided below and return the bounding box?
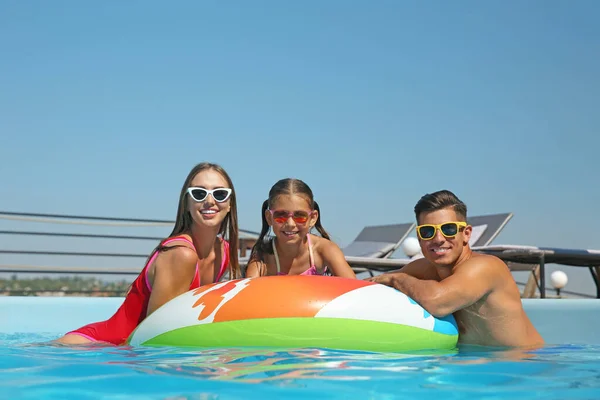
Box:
[365,258,437,285]
[381,257,499,317]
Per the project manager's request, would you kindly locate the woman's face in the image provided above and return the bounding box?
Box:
[186,169,232,229]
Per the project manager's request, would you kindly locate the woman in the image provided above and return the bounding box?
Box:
[55,162,240,345]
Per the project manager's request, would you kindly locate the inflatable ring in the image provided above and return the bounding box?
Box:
[127,275,458,352]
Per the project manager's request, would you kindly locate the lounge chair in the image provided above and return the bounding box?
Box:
[467,212,513,247]
[342,222,416,259]
[472,244,600,298]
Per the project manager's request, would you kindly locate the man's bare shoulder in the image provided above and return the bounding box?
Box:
[408,257,433,269]
[398,257,439,280]
[458,252,511,277]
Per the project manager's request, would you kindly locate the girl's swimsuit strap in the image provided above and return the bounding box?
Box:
[272,235,316,275]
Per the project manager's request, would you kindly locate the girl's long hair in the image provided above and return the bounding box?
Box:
[248,178,329,268]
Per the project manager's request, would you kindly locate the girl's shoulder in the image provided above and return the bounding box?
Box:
[246,255,274,277]
[309,233,337,251]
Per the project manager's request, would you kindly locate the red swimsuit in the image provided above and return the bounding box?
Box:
[67,235,230,345]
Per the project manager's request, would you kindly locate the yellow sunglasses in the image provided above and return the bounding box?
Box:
[417,221,467,240]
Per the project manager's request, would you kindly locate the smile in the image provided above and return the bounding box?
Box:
[431,248,450,253]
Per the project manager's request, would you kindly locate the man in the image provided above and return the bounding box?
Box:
[367,190,544,348]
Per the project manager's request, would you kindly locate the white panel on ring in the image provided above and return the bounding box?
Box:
[129,279,252,346]
[315,284,435,331]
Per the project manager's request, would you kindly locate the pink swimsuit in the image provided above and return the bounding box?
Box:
[66,236,230,345]
[272,234,327,276]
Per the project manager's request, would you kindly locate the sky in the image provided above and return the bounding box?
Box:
[1,1,599,295]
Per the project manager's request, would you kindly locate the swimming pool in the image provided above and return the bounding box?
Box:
[2,297,600,399]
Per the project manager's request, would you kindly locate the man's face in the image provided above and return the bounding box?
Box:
[416,207,472,267]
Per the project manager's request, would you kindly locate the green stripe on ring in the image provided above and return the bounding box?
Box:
[136,317,458,352]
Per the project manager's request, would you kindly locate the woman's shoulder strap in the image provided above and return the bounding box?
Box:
[162,235,196,249]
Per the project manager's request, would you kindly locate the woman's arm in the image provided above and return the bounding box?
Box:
[146,246,198,316]
[319,240,356,279]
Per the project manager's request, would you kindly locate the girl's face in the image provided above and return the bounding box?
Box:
[266,194,317,244]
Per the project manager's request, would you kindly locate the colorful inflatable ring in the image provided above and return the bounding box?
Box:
[127,275,458,352]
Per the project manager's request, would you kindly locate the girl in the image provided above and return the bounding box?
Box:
[55,162,240,345]
[245,178,356,279]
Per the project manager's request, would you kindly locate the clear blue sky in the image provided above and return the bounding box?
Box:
[1,1,598,292]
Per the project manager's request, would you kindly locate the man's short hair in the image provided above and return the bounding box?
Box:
[414,190,467,222]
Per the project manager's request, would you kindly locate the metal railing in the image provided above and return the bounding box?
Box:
[1,210,598,299]
[0,210,260,235]
[0,211,259,295]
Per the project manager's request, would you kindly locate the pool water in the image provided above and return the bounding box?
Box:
[2,333,599,399]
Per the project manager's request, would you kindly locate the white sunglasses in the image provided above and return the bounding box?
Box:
[186,187,232,203]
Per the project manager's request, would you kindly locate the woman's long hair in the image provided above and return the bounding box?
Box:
[151,162,240,279]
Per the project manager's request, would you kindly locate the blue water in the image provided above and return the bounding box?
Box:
[2,334,600,399]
